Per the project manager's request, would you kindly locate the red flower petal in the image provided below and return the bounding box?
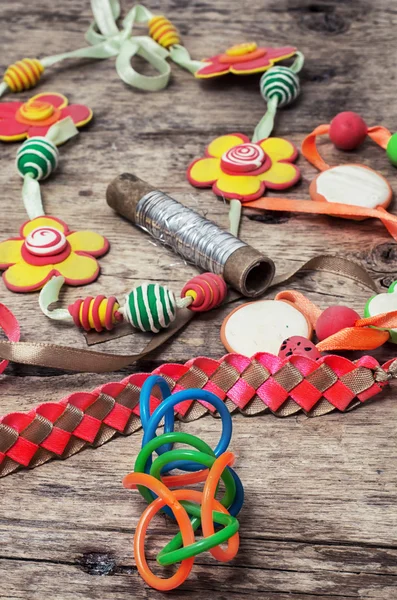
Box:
[0,102,22,117]
[195,57,230,77]
[0,118,29,140]
[264,46,297,59]
[26,124,53,138]
[60,105,93,127]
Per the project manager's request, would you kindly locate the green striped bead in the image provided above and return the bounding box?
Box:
[260,66,300,108]
[124,283,176,333]
[16,136,58,180]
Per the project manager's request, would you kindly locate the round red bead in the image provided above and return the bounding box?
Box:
[329,111,368,151]
[316,306,360,341]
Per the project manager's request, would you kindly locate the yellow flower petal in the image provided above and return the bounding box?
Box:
[22,216,67,238]
[67,230,108,255]
[259,138,297,162]
[0,239,23,267]
[207,134,249,158]
[57,252,100,285]
[214,173,262,200]
[258,162,300,187]
[188,157,222,185]
[3,261,53,292]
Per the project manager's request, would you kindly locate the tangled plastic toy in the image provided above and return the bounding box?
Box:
[122,375,244,591]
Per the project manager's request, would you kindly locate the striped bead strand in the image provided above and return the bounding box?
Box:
[16,137,59,180]
[3,58,44,93]
[260,65,300,107]
[122,283,177,333]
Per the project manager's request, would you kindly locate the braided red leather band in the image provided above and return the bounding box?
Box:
[1,352,394,477]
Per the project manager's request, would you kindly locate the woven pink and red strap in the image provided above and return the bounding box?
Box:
[1,352,395,477]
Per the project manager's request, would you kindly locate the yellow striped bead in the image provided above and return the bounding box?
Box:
[3,58,44,92]
[68,296,122,332]
[148,15,180,48]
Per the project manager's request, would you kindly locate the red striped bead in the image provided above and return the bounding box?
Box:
[181,273,227,312]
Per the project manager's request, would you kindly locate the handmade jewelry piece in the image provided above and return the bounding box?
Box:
[39,272,227,333]
[242,111,397,242]
[123,375,243,591]
[0,92,92,141]
[187,53,304,232]
[0,2,302,95]
[220,288,397,357]
[0,112,109,292]
[1,344,396,477]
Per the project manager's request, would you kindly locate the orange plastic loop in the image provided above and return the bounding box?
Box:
[122,472,195,592]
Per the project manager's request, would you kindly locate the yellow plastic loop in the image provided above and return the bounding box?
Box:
[3,58,44,92]
[148,15,180,49]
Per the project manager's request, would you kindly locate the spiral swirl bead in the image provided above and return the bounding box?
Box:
[181,273,227,312]
[123,283,176,333]
[148,15,180,48]
[68,296,122,332]
[16,137,59,180]
[3,58,44,92]
[260,65,300,107]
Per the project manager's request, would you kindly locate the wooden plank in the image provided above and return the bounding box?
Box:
[1,0,397,598]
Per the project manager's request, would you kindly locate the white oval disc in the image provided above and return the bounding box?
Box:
[221,300,311,356]
[314,165,392,209]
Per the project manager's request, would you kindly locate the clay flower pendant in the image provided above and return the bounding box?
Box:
[187,133,300,201]
[0,216,109,292]
[195,42,297,78]
[0,92,92,141]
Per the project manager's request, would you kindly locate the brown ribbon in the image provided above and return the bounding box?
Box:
[0,255,379,373]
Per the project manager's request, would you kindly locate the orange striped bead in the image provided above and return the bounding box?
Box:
[148,15,180,48]
[3,58,44,92]
[68,296,123,332]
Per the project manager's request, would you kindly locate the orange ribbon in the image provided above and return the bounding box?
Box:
[301,123,392,171]
[275,290,322,327]
[245,198,397,242]
[245,121,397,240]
[317,310,397,351]
[276,290,397,351]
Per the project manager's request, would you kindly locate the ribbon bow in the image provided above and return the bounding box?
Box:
[41,0,202,92]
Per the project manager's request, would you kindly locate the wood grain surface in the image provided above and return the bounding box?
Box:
[1,0,397,598]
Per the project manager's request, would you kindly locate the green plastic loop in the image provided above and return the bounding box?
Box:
[157,502,239,566]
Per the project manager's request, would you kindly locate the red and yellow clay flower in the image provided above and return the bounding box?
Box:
[0,216,109,292]
[195,42,297,78]
[0,92,92,141]
[187,133,301,201]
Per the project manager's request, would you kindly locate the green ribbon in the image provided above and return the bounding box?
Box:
[37,0,203,92]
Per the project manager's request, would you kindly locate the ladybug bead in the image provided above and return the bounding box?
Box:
[278,336,321,360]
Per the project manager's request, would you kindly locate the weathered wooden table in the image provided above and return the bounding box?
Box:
[1,1,397,598]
